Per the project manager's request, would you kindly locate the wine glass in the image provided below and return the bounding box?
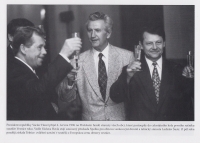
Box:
[186,51,194,78]
[68,32,80,86]
[134,44,142,61]
[72,32,80,69]
[187,51,194,67]
[134,44,142,71]
[127,44,142,72]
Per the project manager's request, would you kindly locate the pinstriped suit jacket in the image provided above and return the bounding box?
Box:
[58,45,134,120]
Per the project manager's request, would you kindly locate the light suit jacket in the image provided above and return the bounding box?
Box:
[58,45,134,121]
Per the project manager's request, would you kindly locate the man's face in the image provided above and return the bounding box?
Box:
[87,20,111,51]
[24,33,46,69]
[141,32,165,62]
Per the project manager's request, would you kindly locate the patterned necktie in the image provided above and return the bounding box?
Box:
[152,62,161,104]
[98,53,107,101]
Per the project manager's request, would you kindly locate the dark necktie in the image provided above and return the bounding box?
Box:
[98,53,107,101]
[152,62,161,104]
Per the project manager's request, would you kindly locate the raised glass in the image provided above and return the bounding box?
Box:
[187,51,194,67]
[134,44,142,61]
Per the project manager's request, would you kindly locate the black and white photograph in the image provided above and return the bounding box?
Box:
[1,1,199,143]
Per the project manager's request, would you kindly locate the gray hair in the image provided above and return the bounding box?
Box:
[85,12,113,34]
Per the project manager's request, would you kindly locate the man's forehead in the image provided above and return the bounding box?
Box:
[143,32,163,40]
[31,32,46,44]
[88,20,105,28]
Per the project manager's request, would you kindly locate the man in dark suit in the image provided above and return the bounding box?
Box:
[110,25,194,121]
[7,18,34,67]
[7,26,82,120]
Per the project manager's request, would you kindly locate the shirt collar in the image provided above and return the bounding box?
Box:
[145,56,162,69]
[15,56,36,74]
[10,44,13,49]
[92,43,109,59]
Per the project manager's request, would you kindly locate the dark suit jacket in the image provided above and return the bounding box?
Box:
[7,45,15,70]
[110,56,194,121]
[7,55,73,120]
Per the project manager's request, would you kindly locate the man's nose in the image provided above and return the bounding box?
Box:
[41,47,47,55]
[152,43,157,49]
[91,31,96,37]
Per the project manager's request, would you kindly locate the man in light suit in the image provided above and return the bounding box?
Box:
[7,26,82,120]
[57,12,134,120]
[110,25,194,121]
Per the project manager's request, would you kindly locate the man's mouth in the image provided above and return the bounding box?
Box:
[91,39,98,42]
[150,50,160,53]
[39,57,45,61]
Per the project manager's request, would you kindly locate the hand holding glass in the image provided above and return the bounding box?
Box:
[184,51,194,78]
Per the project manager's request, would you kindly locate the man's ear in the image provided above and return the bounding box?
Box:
[8,34,13,42]
[106,31,112,39]
[163,41,166,47]
[19,44,27,55]
[139,41,143,50]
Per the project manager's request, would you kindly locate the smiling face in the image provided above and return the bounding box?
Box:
[87,20,111,52]
[24,32,47,69]
[141,31,165,62]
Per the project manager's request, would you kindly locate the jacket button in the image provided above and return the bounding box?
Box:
[105,104,108,107]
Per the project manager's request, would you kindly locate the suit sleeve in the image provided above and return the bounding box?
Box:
[129,51,134,64]
[10,55,73,99]
[110,51,134,103]
[173,64,194,120]
[110,66,128,103]
[182,75,194,120]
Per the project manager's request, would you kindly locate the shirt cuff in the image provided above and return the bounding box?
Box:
[59,53,71,63]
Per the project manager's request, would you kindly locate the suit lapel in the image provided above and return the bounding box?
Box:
[106,45,121,102]
[82,50,103,101]
[82,46,123,102]
[14,58,38,79]
[137,57,157,107]
[157,59,172,108]
[136,57,175,110]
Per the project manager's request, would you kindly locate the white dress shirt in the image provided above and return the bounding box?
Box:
[10,44,13,49]
[145,56,162,80]
[92,44,109,78]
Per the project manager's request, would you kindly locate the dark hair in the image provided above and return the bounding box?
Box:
[85,12,113,33]
[139,25,165,42]
[12,26,45,55]
[7,18,34,38]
